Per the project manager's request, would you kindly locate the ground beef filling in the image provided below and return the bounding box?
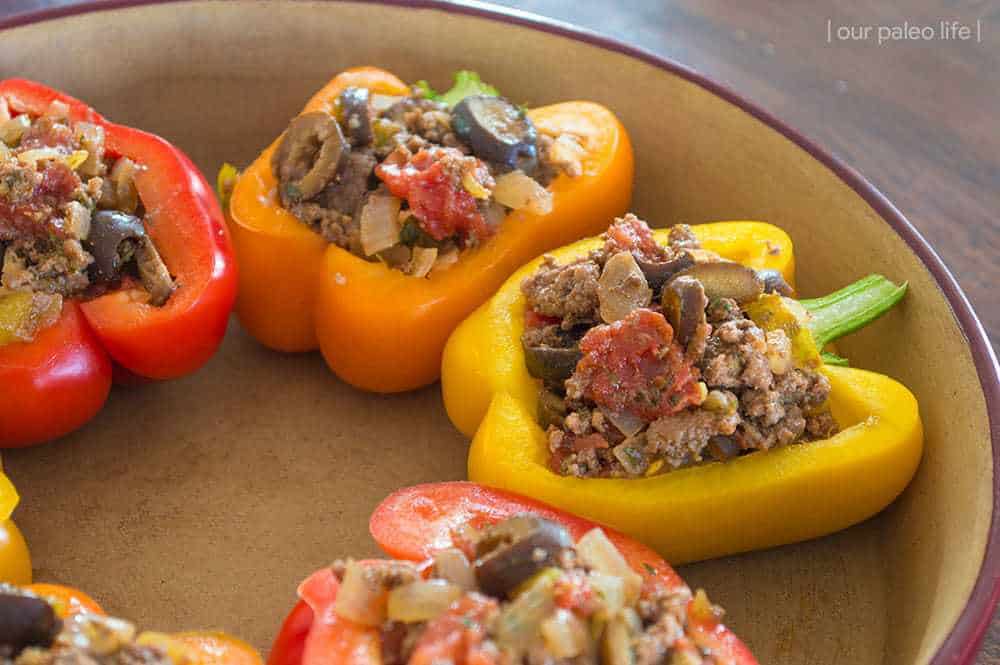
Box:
[521,214,839,478]
[322,515,730,664]
[0,98,175,343]
[272,84,582,277]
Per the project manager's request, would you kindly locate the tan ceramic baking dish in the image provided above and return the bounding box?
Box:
[1,1,998,663]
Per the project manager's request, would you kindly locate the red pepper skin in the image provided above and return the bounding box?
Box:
[267,601,315,665]
[0,302,111,447]
[0,79,237,446]
[268,482,757,665]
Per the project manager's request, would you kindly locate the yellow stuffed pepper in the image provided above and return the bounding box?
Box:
[223,68,632,392]
[442,214,922,563]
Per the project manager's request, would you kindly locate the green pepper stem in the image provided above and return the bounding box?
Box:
[800,274,907,349]
[820,351,850,366]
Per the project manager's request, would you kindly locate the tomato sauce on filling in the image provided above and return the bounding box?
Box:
[569,308,702,421]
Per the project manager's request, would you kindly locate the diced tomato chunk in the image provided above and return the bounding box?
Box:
[376,147,492,244]
[603,215,667,262]
[408,593,499,665]
[570,308,702,421]
[524,309,562,329]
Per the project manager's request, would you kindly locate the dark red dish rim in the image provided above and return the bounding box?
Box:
[3,0,998,662]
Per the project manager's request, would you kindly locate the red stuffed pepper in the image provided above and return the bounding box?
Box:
[0,79,236,447]
[269,482,756,665]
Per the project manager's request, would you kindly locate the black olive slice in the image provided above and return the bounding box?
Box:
[272,112,348,204]
[0,593,59,655]
[661,275,708,345]
[85,210,146,283]
[522,340,582,383]
[673,261,764,304]
[474,515,572,598]
[452,96,538,173]
[635,252,695,291]
[339,87,374,147]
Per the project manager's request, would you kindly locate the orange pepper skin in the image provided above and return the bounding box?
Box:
[173,631,265,665]
[229,67,634,391]
[23,583,104,616]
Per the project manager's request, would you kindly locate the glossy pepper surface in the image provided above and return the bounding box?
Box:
[228,67,634,392]
[268,482,757,665]
[441,222,923,563]
[0,469,29,585]
[0,79,237,447]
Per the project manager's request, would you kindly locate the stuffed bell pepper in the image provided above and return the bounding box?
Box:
[223,67,633,392]
[0,582,262,665]
[0,79,237,447]
[269,481,756,665]
[442,215,923,563]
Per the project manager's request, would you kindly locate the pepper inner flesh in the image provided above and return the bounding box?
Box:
[305,515,728,664]
[258,71,586,278]
[520,214,906,479]
[0,97,175,345]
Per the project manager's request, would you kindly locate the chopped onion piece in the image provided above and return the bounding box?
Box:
[493,170,553,215]
[586,571,625,618]
[598,251,652,323]
[0,115,30,146]
[601,407,645,438]
[576,529,642,605]
[334,561,389,626]
[17,147,63,165]
[495,568,561,654]
[409,246,438,278]
[359,194,403,257]
[602,614,635,665]
[541,608,591,658]
[109,157,141,214]
[371,94,403,112]
[431,247,459,275]
[387,579,463,623]
[433,548,476,590]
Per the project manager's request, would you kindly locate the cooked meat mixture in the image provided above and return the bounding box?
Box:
[271,74,582,278]
[314,515,731,664]
[0,585,190,665]
[0,97,174,343]
[521,214,839,478]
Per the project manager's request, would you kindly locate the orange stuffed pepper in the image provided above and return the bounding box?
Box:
[224,67,633,392]
[2,583,262,665]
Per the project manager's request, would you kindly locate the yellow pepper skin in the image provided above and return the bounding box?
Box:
[443,222,923,563]
[442,222,796,438]
[0,470,31,584]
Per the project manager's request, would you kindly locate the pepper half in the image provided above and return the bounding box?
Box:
[0,79,237,447]
[267,481,757,665]
[441,222,923,563]
[7,583,263,665]
[228,67,633,392]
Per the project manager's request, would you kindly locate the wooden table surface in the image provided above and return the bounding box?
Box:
[3,0,999,661]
